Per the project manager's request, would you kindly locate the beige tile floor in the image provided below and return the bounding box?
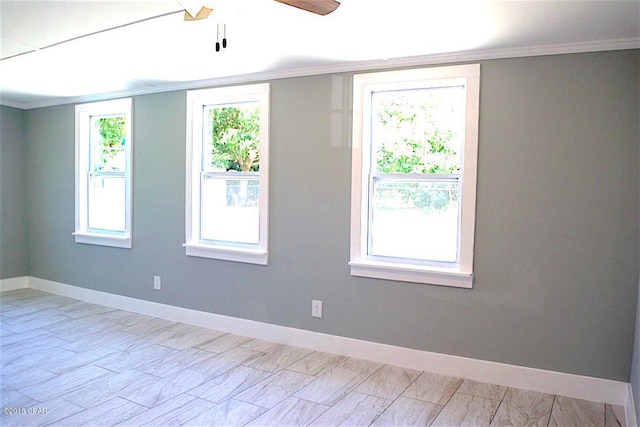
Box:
[0,288,626,426]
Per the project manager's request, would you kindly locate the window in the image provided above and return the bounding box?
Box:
[185,84,270,265]
[74,98,132,248]
[350,65,480,288]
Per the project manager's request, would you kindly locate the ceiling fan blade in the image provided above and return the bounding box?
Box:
[275,0,340,16]
[183,6,213,21]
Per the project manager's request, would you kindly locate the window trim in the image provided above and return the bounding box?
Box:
[74,98,133,249]
[349,64,480,288]
[184,83,270,265]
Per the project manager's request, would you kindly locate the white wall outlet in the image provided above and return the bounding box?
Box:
[153,275,161,291]
[312,300,322,318]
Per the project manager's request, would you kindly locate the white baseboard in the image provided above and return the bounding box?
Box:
[0,276,28,292]
[19,276,630,407]
[627,384,638,427]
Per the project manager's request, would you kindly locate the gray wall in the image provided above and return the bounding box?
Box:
[630,57,640,423]
[0,106,27,279]
[632,284,640,420]
[22,50,640,381]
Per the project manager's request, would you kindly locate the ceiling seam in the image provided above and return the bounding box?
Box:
[0,9,184,63]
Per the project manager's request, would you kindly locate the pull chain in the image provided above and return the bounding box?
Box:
[222,24,227,49]
[216,23,227,52]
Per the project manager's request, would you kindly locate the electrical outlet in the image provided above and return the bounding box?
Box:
[154,275,161,291]
[312,300,322,318]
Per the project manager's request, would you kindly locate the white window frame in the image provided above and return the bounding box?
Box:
[350,64,480,288]
[74,98,133,249]
[184,83,270,265]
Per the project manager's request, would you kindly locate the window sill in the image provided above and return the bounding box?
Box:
[73,232,132,249]
[183,243,268,265]
[349,259,473,288]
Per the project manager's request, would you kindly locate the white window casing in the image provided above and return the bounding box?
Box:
[74,98,133,249]
[184,83,270,265]
[350,64,480,288]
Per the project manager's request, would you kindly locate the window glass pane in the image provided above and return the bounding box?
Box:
[88,175,125,232]
[369,179,459,262]
[201,175,259,244]
[90,115,127,172]
[204,103,261,172]
[371,86,464,174]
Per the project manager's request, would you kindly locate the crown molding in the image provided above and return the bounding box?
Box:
[3,37,638,111]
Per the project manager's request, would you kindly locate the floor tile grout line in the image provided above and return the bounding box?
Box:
[546,394,557,427]
[426,375,465,426]
[367,369,423,426]
[291,395,333,426]
[487,385,509,425]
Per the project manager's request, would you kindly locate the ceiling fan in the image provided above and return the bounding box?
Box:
[0,0,341,62]
[179,0,340,21]
[273,0,340,16]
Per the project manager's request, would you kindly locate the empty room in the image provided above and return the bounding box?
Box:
[1,0,639,425]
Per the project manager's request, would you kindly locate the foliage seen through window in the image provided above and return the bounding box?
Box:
[208,106,260,172]
[372,87,463,213]
[94,116,126,172]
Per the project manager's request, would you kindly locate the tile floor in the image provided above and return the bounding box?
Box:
[0,288,627,426]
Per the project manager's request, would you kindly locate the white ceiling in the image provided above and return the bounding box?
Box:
[1,0,639,109]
